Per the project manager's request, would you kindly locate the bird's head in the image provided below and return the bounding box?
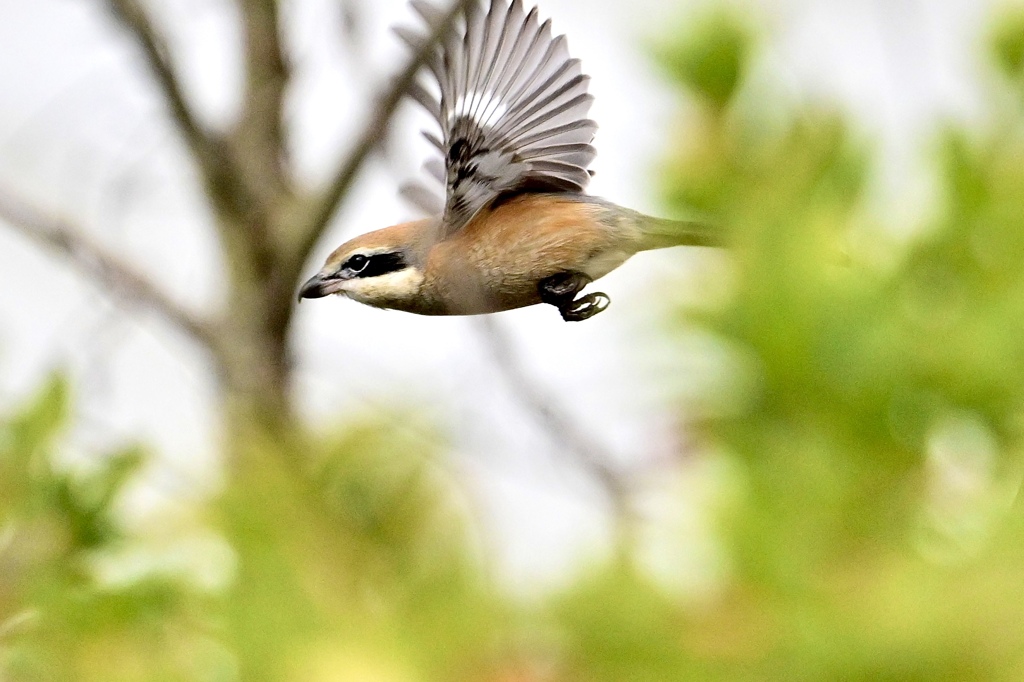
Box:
[298,222,429,310]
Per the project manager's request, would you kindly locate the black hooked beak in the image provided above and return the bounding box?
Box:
[298,271,343,301]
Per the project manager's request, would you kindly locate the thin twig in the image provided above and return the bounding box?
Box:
[0,187,217,349]
[476,317,634,534]
[104,0,253,215]
[293,0,476,271]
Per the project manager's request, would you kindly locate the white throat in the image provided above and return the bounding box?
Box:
[343,268,425,307]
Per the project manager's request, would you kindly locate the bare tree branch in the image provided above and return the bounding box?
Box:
[0,187,217,350]
[291,0,476,272]
[104,0,254,216]
[234,0,290,200]
[476,318,634,529]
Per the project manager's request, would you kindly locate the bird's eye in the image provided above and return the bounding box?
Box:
[346,254,368,272]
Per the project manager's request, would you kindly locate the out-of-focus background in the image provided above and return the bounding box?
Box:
[3,0,1024,679]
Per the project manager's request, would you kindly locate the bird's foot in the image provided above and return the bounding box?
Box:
[538,272,610,322]
[558,292,610,321]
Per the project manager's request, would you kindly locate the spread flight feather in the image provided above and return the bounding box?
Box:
[396,0,597,234]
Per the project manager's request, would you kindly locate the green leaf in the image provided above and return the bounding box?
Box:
[654,9,755,109]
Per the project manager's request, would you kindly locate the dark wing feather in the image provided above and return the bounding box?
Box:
[398,0,597,234]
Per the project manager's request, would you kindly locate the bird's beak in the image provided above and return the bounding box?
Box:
[298,271,346,301]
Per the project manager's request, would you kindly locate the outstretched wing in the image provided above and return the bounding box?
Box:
[396,0,597,234]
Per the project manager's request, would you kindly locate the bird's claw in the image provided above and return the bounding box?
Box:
[559,292,610,321]
[538,272,610,321]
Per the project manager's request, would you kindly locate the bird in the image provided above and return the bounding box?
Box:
[299,0,719,321]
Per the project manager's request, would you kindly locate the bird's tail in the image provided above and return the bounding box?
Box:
[631,209,723,252]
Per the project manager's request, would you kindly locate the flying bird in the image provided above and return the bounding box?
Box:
[299,0,718,321]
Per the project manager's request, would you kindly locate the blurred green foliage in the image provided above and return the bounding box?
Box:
[4,5,1024,681]
[647,6,1024,680]
[0,377,207,681]
[653,9,754,109]
[992,5,1024,82]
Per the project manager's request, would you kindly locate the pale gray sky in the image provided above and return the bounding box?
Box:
[0,0,1000,588]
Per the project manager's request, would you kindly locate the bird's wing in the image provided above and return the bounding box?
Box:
[396,0,597,235]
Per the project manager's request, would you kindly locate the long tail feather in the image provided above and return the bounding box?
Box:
[634,211,723,251]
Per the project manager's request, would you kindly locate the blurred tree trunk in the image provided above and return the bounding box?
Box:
[36,0,473,437]
[0,0,626,518]
[213,0,295,429]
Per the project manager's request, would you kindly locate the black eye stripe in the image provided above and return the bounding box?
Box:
[345,252,407,278]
